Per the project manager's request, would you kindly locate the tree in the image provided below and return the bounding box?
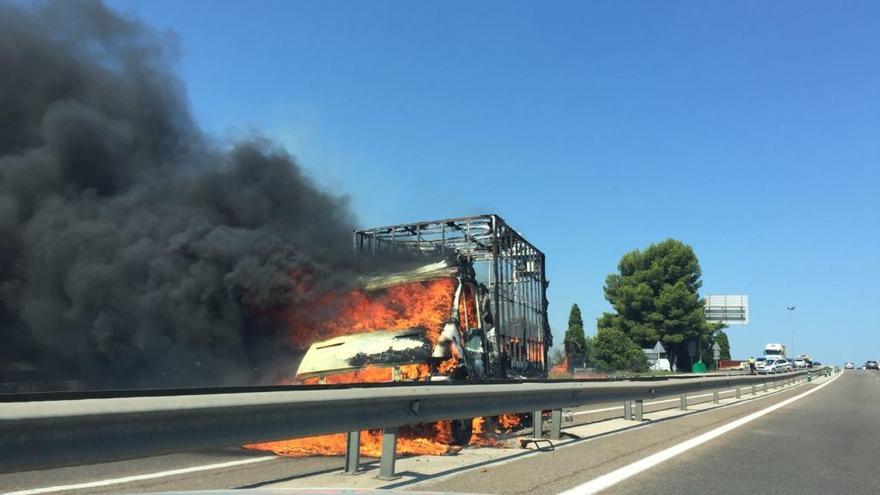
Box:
[592,327,648,371]
[564,304,588,369]
[707,327,731,365]
[582,335,595,368]
[598,239,713,371]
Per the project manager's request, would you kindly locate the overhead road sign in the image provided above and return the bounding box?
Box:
[705,294,749,325]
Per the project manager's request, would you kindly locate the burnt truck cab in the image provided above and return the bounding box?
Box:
[295,259,499,384]
[293,215,550,443]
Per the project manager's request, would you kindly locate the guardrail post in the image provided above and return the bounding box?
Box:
[623,400,632,420]
[763,382,768,392]
[680,393,688,411]
[736,387,741,399]
[533,410,543,438]
[713,390,719,404]
[752,384,757,395]
[635,400,644,421]
[377,427,399,481]
[343,431,361,475]
[549,410,563,440]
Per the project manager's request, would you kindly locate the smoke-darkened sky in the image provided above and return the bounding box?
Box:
[0,0,358,388]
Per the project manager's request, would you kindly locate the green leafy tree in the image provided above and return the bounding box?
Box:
[582,335,595,367]
[715,329,731,360]
[598,239,713,371]
[592,327,648,371]
[564,304,588,369]
[705,327,731,367]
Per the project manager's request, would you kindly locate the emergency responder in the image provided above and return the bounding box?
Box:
[748,356,756,374]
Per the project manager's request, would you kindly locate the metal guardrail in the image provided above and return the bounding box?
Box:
[0,368,828,477]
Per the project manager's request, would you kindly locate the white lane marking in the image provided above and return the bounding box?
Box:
[3,455,278,495]
[402,375,817,489]
[573,389,737,416]
[557,371,842,495]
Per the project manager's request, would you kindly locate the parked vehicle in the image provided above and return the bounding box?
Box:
[757,359,780,374]
[865,360,878,370]
[844,362,855,369]
[650,358,672,372]
[793,358,807,369]
[757,359,792,374]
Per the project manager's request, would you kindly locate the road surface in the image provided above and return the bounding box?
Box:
[1,370,866,495]
[606,369,878,494]
[416,370,867,494]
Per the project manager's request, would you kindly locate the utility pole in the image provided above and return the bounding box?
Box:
[787,305,796,358]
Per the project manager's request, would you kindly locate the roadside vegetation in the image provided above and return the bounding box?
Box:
[555,239,732,375]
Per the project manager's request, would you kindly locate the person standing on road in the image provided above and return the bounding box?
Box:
[748,356,756,375]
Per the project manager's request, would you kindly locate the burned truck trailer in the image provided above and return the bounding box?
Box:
[295,214,551,384]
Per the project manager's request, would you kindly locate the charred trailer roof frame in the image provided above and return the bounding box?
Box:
[354,214,550,379]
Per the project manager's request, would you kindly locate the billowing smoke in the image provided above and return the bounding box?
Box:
[0,0,358,389]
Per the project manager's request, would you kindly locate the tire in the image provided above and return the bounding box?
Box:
[451,418,474,446]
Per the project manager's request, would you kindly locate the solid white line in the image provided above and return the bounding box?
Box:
[403,375,813,489]
[557,372,842,495]
[2,455,278,495]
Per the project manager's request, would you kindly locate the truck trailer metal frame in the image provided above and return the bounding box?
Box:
[354,214,550,379]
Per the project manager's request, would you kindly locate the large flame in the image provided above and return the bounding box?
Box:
[246,422,457,457]
[284,277,456,350]
[247,273,525,458]
[549,356,569,376]
[245,415,526,457]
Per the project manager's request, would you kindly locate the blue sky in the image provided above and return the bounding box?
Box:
[109,0,879,364]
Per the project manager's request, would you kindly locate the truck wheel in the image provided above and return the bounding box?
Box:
[451,418,473,446]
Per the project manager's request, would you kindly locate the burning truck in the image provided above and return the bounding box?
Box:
[288,215,551,444]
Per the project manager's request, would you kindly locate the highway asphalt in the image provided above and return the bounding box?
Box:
[607,369,879,494]
[416,370,862,494]
[0,371,849,494]
[0,389,729,494]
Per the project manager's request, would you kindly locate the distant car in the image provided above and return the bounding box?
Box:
[866,361,879,370]
[793,359,807,369]
[757,359,789,374]
[755,360,775,374]
[651,358,671,372]
[844,362,855,369]
[812,361,821,366]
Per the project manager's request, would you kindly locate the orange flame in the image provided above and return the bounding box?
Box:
[550,356,569,374]
[247,273,527,458]
[284,278,456,350]
[246,421,457,457]
[246,415,527,457]
[496,413,523,430]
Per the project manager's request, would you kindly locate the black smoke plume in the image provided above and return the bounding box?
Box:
[0,0,358,389]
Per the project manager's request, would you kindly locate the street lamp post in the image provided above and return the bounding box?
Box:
[787,305,796,359]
